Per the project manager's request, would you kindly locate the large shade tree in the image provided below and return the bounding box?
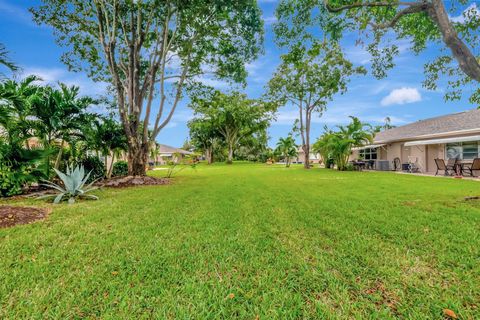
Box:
[275,0,480,104]
[267,41,364,168]
[32,0,264,175]
[189,91,275,164]
[188,117,221,165]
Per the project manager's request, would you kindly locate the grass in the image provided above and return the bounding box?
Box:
[1,163,480,319]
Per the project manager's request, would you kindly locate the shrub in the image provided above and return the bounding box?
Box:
[0,164,24,197]
[79,156,105,182]
[112,161,128,177]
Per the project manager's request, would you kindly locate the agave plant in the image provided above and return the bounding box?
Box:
[38,165,99,204]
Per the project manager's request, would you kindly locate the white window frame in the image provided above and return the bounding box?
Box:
[445,141,480,160]
[359,148,378,160]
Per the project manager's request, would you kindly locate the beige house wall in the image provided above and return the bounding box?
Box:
[349,142,449,173]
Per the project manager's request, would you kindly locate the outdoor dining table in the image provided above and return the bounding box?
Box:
[351,161,366,171]
[455,161,473,176]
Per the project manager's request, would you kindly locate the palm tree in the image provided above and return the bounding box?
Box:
[275,135,298,167]
[0,76,44,153]
[0,43,18,77]
[31,84,94,175]
[313,117,374,171]
[83,116,128,178]
[0,77,48,195]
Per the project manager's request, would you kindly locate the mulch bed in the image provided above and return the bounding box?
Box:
[0,206,50,229]
[99,175,170,188]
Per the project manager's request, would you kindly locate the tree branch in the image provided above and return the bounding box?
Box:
[325,1,420,13]
[370,2,430,29]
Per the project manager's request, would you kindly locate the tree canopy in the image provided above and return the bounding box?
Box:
[275,0,480,104]
[31,0,264,174]
[189,90,275,164]
[267,40,365,168]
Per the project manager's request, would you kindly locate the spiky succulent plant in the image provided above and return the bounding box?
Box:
[38,165,99,204]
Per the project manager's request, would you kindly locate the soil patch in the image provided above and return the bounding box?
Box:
[364,280,399,314]
[0,206,50,229]
[100,176,170,188]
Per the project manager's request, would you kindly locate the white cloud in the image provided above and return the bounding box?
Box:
[344,46,371,65]
[18,66,109,97]
[380,87,421,106]
[192,76,231,89]
[263,15,277,25]
[0,0,34,26]
[450,3,480,23]
[361,115,408,125]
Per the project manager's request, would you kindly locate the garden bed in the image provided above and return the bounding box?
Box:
[0,206,50,228]
[99,175,170,188]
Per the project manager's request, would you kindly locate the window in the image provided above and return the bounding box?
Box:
[446,142,479,160]
[359,148,377,160]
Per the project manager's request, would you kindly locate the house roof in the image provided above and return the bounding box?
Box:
[158,144,193,155]
[374,109,480,143]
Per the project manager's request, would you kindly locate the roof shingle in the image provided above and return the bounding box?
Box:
[374,109,480,143]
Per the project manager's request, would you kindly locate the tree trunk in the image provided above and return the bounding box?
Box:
[107,153,115,178]
[127,142,149,176]
[54,139,65,170]
[227,144,234,164]
[303,112,311,169]
[303,145,310,169]
[104,152,108,177]
[206,146,214,164]
[428,0,480,82]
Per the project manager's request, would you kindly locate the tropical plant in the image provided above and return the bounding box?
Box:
[38,165,99,204]
[32,1,264,175]
[0,43,18,77]
[164,154,196,179]
[275,135,298,167]
[112,161,129,177]
[83,116,127,178]
[374,117,396,133]
[79,156,106,183]
[0,76,49,196]
[30,83,95,177]
[313,117,374,171]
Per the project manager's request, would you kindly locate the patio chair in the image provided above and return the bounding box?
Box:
[462,158,480,177]
[434,158,455,176]
[407,156,420,173]
[446,158,458,168]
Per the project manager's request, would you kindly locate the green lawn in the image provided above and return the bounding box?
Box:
[1,163,479,319]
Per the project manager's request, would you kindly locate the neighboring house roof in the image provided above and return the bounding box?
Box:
[158,144,193,155]
[374,108,480,143]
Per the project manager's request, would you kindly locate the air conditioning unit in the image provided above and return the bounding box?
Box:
[376,160,390,171]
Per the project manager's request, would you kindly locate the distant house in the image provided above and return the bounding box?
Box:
[351,109,480,173]
[293,146,321,164]
[150,144,194,165]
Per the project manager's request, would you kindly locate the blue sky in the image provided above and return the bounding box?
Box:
[0,0,477,147]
